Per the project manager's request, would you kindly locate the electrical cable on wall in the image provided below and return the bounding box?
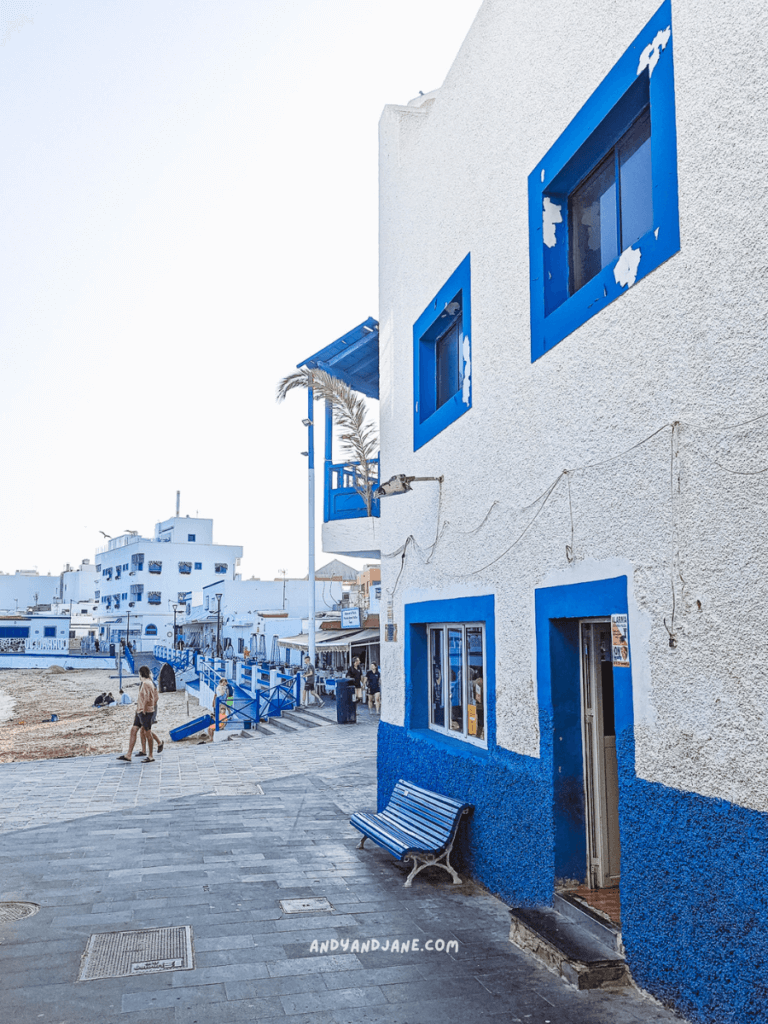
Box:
[382,410,768,600]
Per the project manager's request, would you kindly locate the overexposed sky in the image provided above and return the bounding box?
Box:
[1,0,482,580]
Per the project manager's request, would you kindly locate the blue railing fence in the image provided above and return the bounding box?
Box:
[324,455,380,521]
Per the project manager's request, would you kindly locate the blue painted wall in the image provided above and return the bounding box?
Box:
[381,574,768,1024]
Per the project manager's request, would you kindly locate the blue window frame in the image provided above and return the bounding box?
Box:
[215,563,227,575]
[144,623,158,636]
[405,595,495,752]
[178,561,192,575]
[188,534,195,542]
[148,561,162,574]
[528,0,679,360]
[413,254,472,451]
[44,626,56,637]
[194,562,202,570]
[147,591,161,605]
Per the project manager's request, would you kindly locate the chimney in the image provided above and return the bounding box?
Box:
[176,490,180,517]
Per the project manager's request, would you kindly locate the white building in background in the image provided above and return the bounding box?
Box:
[94,515,242,651]
[0,570,59,613]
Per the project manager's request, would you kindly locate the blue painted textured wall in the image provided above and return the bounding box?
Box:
[377,720,553,907]
[384,573,768,1024]
[617,731,768,1024]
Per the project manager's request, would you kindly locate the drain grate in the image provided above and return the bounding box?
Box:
[280,897,333,914]
[0,902,40,923]
[78,926,194,981]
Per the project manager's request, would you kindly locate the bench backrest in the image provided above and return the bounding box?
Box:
[381,780,472,849]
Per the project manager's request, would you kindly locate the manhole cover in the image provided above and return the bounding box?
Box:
[0,902,39,923]
[78,926,194,981]
[280,897,333,914]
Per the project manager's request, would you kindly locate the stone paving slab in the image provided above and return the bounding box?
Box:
[0,711,687,1024]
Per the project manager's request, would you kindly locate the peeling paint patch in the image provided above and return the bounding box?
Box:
[614,245,642,288]
[542,197,562,248]
[540,169,545,183]
[637,26,671,77]
[654,227,660,240]
[461,335,471,404]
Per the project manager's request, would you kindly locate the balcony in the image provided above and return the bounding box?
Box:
[324,458,380,521]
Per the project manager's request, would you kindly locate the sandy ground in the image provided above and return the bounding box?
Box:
[0,668,206,763]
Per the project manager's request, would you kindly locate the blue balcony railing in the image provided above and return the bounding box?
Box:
[324,457,380,521]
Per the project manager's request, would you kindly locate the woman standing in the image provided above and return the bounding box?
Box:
[348,657,363,703]
[366,663,381,714]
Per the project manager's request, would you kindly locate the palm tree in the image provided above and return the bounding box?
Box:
[277,367,379,515]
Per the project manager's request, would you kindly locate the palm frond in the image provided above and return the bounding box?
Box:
[276,367,379,514]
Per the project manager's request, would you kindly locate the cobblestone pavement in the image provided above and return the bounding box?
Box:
[0,708,686,1024]
[0,706,377,832]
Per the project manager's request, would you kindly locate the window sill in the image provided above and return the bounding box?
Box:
[407,726,490,760]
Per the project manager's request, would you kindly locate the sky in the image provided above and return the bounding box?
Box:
[1,0,482,581]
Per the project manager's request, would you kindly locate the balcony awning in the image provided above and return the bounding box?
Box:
[278,628,362,652]
[347,628,381,647]
[298,317,379,399]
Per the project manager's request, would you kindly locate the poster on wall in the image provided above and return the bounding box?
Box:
[384,624,397,642]
[611,614,630,667]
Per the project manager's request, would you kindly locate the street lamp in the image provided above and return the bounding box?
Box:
[215,593,223,659]
[171,602,183,649]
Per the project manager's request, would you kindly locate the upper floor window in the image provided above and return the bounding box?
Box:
[188,534,196,542]
[194,562,202,570]
[215,563,228,575]
[178,561,192,575]
[528,0,679,359]
[44,626,56,637]
[427,622,486,745]
[413,254,472,451]
[147,591,161,605]
[148,561,162,574]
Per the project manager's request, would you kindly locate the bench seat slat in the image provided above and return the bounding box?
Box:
[380,809,451,845]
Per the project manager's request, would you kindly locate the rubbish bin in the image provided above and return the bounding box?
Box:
[336,679,357,724]
[109,643,115,657]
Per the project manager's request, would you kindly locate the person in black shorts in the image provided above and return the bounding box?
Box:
[116,666,162,762]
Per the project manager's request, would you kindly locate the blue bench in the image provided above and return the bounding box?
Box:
[350,780,473,888]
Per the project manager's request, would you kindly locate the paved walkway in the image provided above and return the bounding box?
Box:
[0,707,377,832]
[0,708,685,1024]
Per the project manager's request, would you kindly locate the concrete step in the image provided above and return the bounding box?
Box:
[553,892,622,953]
[281,710,323,728]
[261,715,299,733]
[508,903,628,990]
[290,707,333,724]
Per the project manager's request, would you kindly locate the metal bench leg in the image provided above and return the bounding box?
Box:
[403,840,463,888]
[357,835,367,850]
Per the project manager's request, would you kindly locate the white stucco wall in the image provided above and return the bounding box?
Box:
[377,0,768,812]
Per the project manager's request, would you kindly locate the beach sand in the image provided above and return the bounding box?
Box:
[0,668,205,762]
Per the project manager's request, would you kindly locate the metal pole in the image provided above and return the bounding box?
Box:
[216,595,222,659]
[308,387,316,672]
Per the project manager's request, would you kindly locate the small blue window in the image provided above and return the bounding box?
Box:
[44,626,56,637]
[528,0,679,359]
[413,254,472,451]
[145,623,158,636]
[194,562,202,570]
[215,563,228,575]
[188,534,196,542]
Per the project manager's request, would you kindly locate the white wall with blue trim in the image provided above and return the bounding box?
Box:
[374,2,768,1022]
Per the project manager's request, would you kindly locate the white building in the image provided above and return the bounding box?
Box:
[317,3,767,1022]
[0,570,59,613]
[94,515,242,651]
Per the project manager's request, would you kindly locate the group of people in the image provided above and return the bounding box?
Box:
[301,655,381,713]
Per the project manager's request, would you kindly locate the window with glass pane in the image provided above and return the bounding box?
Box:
[430,628,444,727]
[466,626,485,741]
[569,108,652,294]
[426,623,486,746]
[435,317,461,410]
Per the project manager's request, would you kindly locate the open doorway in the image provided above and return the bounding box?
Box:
[576,620,621,920]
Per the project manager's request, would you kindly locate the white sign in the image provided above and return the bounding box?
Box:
[340,608,362,629]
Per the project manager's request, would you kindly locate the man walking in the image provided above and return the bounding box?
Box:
[116,666,162,762]
[301,656,323,708]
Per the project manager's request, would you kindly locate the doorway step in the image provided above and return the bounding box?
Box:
[508,893,627,990]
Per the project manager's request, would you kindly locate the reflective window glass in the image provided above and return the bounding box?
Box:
[436,318,461,410]
[447,628,464,732]
[430,628,444,728]
[466,626,485,741]
[570,152,618,293]
[619,108,653,249]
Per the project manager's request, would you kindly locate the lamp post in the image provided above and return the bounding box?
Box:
[305,389,316,674]
[172,602,182,649]
[215,593,223,660]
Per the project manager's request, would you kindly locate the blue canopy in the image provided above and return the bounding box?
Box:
[298,317,379,399]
